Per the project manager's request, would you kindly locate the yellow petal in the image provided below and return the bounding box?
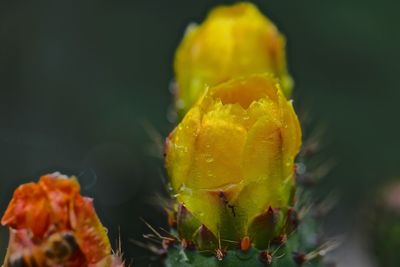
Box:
[165,107,202,191]
[242,116,282,184]
[187,109,247,189]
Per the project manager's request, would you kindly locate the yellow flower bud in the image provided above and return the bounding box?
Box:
[174,2,293,117]
[165,74,301,247]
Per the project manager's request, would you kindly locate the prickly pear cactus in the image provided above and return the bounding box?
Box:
[158,3,335,266]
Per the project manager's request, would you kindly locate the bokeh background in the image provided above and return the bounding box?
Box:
[0,0,399,266]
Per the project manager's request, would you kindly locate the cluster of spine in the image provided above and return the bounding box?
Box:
[155,2,335,267]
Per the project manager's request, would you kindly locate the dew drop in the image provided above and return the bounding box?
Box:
[205,157,214,163]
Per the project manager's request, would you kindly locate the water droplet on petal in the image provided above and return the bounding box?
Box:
[205,157,214,163]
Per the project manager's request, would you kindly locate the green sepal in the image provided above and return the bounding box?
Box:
[248,207,285,249]
[177,204,202,240]
[194,224,218,251]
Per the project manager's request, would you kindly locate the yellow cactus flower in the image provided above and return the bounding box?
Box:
[165,74,301,248]
[174,2,293,117]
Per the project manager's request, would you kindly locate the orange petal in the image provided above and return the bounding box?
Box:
[72,195,111,264]
[1,182,51,237]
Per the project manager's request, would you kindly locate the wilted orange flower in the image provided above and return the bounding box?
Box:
[1,172,123,267]
[174,2,293,117]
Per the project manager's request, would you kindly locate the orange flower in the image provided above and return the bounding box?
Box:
[1,172,121,266]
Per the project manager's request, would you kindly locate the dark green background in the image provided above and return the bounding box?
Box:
[0,0,398,266]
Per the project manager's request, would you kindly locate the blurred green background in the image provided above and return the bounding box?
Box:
[0,0,399,266]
